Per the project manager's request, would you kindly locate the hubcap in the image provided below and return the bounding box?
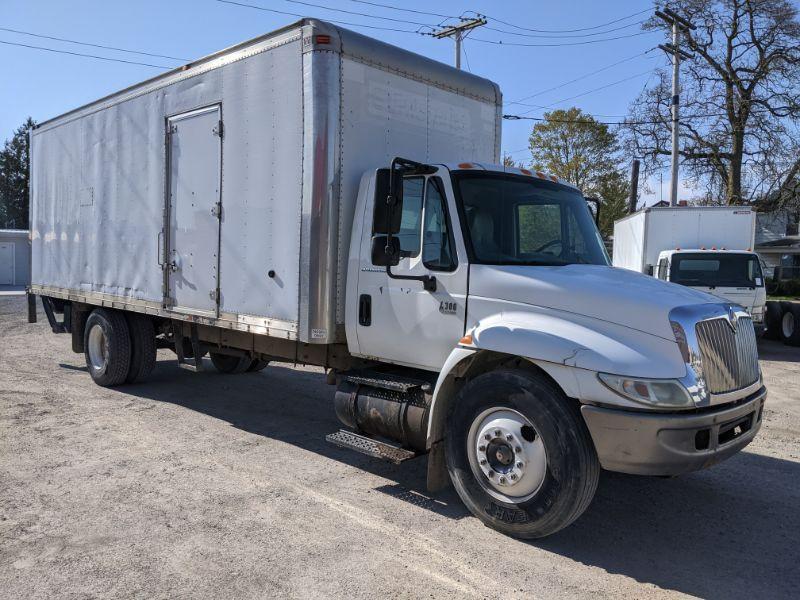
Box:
[467,408,547,502]
[783,312,794,339]
[87,323,108,372]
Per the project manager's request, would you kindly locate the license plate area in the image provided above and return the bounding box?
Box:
[718,413,753,446]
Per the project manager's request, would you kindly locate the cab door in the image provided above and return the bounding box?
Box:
[355,173,468,370]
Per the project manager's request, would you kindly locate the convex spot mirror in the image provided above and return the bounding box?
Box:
[372,168,404,235]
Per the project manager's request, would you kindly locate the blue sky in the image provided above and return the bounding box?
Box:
[4,0,678,201]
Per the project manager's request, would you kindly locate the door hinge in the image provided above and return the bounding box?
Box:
[167,124,177,134]
[213,120,224,138]
[211,202,222,219]
[209,289,218,301]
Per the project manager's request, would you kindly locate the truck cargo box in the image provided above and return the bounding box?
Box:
[30,18,501,344]
[613,206,756,273]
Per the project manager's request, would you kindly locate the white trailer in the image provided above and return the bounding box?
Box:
[613,206,766,326]
[29,19,766,539]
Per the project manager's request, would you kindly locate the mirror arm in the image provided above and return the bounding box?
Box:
[386,266,437,292]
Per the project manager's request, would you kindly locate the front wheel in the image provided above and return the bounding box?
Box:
[445,369,599,539]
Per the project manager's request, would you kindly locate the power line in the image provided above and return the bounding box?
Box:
[0,39,172,68]
[345,0,454,20]
[506,50,654,106]
[470,29,657,48]
[280,0,433,27]
[484,19,647,40]
[515,69,658,115]
[0,26,189,61]
[476,8,652,34]
[214,0,423,34]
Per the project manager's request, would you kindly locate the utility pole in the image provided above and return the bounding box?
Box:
[431,17,487,69]
[628,159,641,214]
[656,7,695,206]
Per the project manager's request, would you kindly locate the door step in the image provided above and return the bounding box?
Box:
[340,370,432,394]
[326,429,417,465]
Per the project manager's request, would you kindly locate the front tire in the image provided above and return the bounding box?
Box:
[445,369,599,539]
[84,309,131,387]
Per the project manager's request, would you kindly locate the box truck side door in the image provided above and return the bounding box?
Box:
[356,174,468,370]
[165,105,223,317]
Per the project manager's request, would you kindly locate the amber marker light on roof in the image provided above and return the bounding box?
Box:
[315,35,331,44]
[458,162,474,169]
[520,168,532,176]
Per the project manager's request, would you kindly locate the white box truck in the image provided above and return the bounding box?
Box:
[28,19,766,539]
[613,206,767,328]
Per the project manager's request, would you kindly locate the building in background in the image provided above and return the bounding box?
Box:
[0,229,30,286]
[756,209,800,280]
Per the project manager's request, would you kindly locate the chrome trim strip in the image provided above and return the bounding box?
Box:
[29,284,298,339]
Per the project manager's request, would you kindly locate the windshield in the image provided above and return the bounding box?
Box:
[452,172,609,266]
[670,253,764,288]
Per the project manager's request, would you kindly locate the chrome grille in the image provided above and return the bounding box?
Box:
[695,316,760,394]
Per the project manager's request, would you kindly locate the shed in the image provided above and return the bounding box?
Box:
[0,229,31,286]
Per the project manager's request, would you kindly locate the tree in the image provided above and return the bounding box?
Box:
[0,118,34,229]
[626,0,800,205]
[528,108,620,195]
[528,107,628,236]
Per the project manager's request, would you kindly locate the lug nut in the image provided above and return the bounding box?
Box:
[499,476,506,484]
[488,470,495,478]
[494,430,502,437]
[514,446,522,453]
[484,434,491,441]
[478,445,486,452]
[506,434,513,441]
[479,459,487,465]
[510,473,517,480]
[516,462,523,469]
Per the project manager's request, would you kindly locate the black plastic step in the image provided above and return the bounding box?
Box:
[326,429,417,465]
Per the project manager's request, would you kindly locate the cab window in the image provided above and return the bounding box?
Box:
[397,177,424,257]
[422,179,456,271]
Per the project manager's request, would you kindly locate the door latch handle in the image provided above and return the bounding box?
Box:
[168,261,179,272]
[211,203,222,218]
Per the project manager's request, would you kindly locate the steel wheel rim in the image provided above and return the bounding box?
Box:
[783,311,794,338]
[87,323,108,373]
[466,407,547,503]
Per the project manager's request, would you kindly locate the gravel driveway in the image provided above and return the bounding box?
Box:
[1,295,799,599]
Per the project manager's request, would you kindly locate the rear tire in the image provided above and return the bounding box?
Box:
[84,309,131,387]
[210,352,251,374]
[247,359,269,372]
[780,303,800,346]
[125,313,157,383]
[763,301,782,340]
[445,369,599,539]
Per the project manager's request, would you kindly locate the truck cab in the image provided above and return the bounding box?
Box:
[341,160,765,537]
[653,249,767,330]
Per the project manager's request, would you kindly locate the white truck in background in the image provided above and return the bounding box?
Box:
[613,206,767,330]
[27,19,765,539]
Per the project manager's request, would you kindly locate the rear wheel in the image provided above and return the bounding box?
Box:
[780,303,800,346]
[247,359,269,372]
[84,309,131,387]
[125,313,157,383]
[210,352,251,374]
[445,369,599,539]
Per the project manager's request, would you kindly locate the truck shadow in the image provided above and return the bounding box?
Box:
[109,356,799,599]
[758,337,800,362]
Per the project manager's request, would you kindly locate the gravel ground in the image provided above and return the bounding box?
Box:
[1,294,799,599]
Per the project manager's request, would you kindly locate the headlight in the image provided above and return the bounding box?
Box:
[598,373,693,407]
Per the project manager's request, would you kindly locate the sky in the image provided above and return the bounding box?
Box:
[4,0,692,204]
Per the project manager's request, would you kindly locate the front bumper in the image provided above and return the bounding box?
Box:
[581,386,766,476]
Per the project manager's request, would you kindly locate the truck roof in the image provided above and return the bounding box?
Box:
[33,18,501,131]
[442,162,580,192]
[661,249,757,254]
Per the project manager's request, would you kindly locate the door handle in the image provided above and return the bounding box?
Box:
[359,294,371,326]
[157,230,165,267]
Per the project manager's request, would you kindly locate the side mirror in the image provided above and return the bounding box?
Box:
[371,235,400,267]
[372,168,404,234]
[585,197,601,226]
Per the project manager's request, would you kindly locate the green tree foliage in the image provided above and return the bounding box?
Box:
[0,118,34,229]
[528,107,629,237]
